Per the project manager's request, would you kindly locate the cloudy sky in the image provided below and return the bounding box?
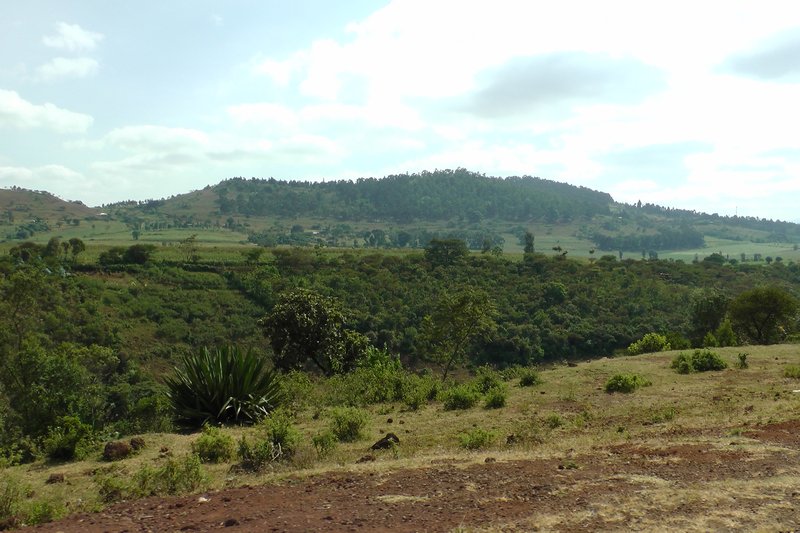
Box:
[1,1,800,221]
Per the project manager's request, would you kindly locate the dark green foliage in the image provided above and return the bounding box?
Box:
[628,333,671,355]
[604,374,651,393]
[164,346,284,428]
[42,416,97,461]
[191,426,235,463]
[329,407,369,442]
[518,368,542,387]
[420,287,497,379]
[260,289,370,375]
[736,352,749,369]
[212,170,612,223]
[471,366,505,394]
[441,384,480,410]
[729,286,799,344]
[424,239,468,268]
[671,349,728,374]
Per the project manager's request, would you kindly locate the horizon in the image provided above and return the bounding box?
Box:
[2,1,800,221]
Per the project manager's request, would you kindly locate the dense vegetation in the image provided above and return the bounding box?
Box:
[1,236,799,465]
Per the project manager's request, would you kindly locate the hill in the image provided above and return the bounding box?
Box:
[3,170,800,263]
[0,187,101,240]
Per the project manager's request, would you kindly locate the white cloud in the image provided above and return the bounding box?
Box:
[42,22,104,52]
[104,125,210,152]
[0,89,93,133]
[36,57,99,81]
[0,164,92,198]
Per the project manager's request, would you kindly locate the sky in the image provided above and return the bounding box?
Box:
[1,1,800,221]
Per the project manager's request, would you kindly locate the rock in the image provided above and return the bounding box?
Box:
[370,432,400,451]
[484,457,496,463]
[103,440,132,461]
[387,418,393,424]
[46,473,65,484]
[356,454,375,463]
[223,518,239,527]
[130,437,146,451]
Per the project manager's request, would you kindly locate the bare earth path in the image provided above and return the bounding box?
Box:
[28,421,800,532]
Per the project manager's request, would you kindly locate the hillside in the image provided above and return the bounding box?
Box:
[3,170,800,263]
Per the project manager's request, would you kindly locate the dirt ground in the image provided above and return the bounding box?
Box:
[23,420,800,533]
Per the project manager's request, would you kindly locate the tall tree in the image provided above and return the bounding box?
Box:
[420,287,497,380]
[729,286,798,344]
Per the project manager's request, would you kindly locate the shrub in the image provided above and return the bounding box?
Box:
[671,349,728,374]
[627,333,671,355]
[458,428,495,450]
[164,346,284,428]
[133,454,207,496]
[441,384,480,410]
[715,319,738,347]
[312,431,337,458]
[0,475,25,524]
[236,435,279,472]
[42,416,96,461]
[702,331,718,348]
[784,365,800,379]
[604,373,651,393]
[736,352,749,369]
[259,409,301,458]
[236,409,302,470]
[471,366,503,394]
[545,413,564,429]
[329,407,369,442]
[191,426,235,463]
[483,388,507,409]
[23,500,65,525]
[518,368,542,387]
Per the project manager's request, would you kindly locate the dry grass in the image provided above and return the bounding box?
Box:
[5,344,800,528]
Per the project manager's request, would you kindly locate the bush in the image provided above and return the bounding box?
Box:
[545,413,564,429]
[471,366,504,394]
[191,426,235,463]
[236,409,302,470]
[671,349,728,374]
[329,407,369,442]
[483,388,507,409]
[0,475,25,524]
[164,346,285,428]
[236,435,280,472]
[133,454,207,496]
[458,428,495,450]
[605,373,651,393]
[441,384,480,411]
[628,333,671,355]
[312,431,337,458]
[518,368,542,387]
[42,416,96,461]
[259,409,301,458]
[736,352,749,369]
[784,365,800,379]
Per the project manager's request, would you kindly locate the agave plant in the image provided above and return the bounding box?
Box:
[164,346,284,428]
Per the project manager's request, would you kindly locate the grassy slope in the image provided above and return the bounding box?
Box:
[8,345,800,527]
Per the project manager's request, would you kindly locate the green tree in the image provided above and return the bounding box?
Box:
[420,287,497,379]
[424,239,468,268]
[259,289,369,375]
[68,238,86,262]
[689,289,729,345]
[729,286,798,344]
